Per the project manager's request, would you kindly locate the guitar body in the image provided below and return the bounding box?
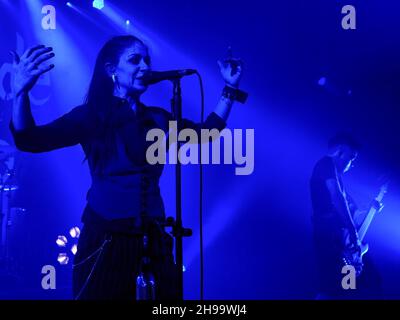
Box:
[341,228,369,276]
[341,182,388,277]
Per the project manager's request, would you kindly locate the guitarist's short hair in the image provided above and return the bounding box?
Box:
[328,132,361,152]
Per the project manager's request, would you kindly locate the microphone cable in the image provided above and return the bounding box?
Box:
[195,71,205,301]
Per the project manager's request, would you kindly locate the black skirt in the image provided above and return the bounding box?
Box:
[72,206,179,300]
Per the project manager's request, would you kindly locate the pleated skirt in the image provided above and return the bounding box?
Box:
[72,208,179,300]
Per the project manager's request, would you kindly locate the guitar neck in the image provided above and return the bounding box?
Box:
[358,191,385,241]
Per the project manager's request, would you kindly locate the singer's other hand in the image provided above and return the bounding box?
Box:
[217,47,243,88]
[10,45,55,97]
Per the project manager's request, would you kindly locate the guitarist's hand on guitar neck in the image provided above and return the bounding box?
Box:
[353,235,362,252]
[371,199,384,213]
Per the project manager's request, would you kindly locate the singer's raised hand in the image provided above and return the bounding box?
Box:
[217,46,243,88]
[10,45,55,97]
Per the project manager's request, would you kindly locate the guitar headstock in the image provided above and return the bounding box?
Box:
[380,182,389,195]
[378,176,390,195]
[375,176,390,209]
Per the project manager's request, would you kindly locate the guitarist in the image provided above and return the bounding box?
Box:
[345,193,383,298]
[310,133,383,299]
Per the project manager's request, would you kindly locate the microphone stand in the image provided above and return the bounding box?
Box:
[167,78,192,300]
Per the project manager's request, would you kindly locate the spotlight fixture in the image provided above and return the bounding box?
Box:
[57,253,69,265]
[93,0,104,10]
[56,235,68,247]
[69,226,81,238]
[56,226,80,265]
[71,244,78,255]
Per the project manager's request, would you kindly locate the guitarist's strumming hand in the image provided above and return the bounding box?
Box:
[349,229,362,253]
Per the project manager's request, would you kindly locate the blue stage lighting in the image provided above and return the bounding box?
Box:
[69,226,80,238]
[66,2,72,7]
[56,235,68,247]
[57,253,69,265]
[93,0,104,10]
[71,244,78,255]
[126,19,130,25]
[318,77,327,86]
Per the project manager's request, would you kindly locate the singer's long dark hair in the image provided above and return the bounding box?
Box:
[84,35,147,171]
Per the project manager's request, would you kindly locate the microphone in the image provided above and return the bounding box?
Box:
[141,69,197,85]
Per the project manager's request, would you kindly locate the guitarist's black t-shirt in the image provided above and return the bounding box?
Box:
[310,156,344,224]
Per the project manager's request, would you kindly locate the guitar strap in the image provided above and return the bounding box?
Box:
[332,159,356,237]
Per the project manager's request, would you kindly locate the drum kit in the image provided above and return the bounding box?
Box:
[0,139,26,287]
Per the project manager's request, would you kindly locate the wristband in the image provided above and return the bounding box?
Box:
[222,85,248,104]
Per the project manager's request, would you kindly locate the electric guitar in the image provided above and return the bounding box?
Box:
[342,182,388,276]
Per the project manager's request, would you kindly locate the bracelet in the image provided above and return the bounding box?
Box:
[222,85,248,104]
